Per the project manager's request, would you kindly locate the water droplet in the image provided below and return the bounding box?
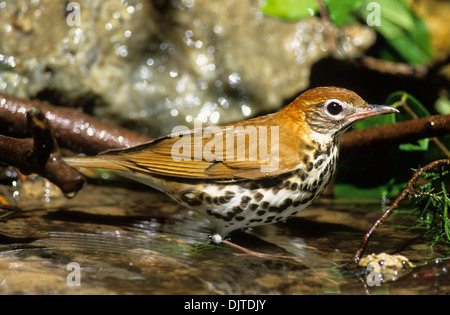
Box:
[196,54,208,66]
[169,70,178,78]
[213,24,223,34]
[64,191,78,199]
[210,111,220,124]
[218,97,229,108]
[228,72,241,86]
[86,127,95,137]
[195,40,203,49]
[115,45,128,57]
[241,104,251,117]
[124,30,132,38]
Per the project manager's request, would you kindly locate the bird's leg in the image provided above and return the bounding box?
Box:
[209,230,296,260]
[221,238,296,260]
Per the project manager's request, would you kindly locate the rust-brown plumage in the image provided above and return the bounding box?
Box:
[65,87,398,242]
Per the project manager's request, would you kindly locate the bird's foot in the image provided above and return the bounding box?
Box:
[209,233,223,244]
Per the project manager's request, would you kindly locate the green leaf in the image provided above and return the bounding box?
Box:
[398,138,429,151]
[323,0,363,27]
[384,91,431,152]
[359,0,433,64]
[373,0,415,31]
[384,18,433,64]
[385,91,430,121]
[372,15,405,38]
[335,180,404,200]
[435,97,450,115]
[355,91,432,152]
[260,0,318,21]
[260,0,433,64]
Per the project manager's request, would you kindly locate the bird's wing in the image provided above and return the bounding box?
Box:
[96,125,296,181]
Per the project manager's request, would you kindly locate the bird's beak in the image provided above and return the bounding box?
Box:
[345,104,399,122]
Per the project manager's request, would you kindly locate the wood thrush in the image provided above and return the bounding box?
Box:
[65,87,398,243]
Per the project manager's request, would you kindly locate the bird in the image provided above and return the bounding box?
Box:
[64,86,399,244]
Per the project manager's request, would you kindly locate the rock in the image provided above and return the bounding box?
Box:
[0,0,375,137]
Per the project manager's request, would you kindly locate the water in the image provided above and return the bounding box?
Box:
[0,179,448,294]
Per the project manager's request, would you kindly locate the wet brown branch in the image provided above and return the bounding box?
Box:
[352,159,450,265]
[0,108,86,195]
[0,93,449,197]
[0,93,151,155]
[355,54,450,79]
[1,93,449,157]
[341,114,450,152]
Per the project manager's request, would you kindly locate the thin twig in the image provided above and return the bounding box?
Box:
[355,54,450,79]
[341,114,450,152]
[316,0,336,53]
[352,159,450,264]
[397,97,450,158]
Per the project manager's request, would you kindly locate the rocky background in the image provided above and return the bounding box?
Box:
[0,0,449,295]
[0,0,374,136]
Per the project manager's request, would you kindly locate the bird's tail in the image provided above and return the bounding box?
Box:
[64,156,131,173]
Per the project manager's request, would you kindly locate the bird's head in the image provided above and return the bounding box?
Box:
[286,86,399,138]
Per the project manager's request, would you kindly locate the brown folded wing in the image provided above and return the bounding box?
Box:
[98,124,296,181]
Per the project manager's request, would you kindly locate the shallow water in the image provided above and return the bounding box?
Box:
[0,178,449,295]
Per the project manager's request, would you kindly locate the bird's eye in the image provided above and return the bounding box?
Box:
[326,102,343,116]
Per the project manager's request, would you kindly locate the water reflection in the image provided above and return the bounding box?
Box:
[0,180,449,294]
